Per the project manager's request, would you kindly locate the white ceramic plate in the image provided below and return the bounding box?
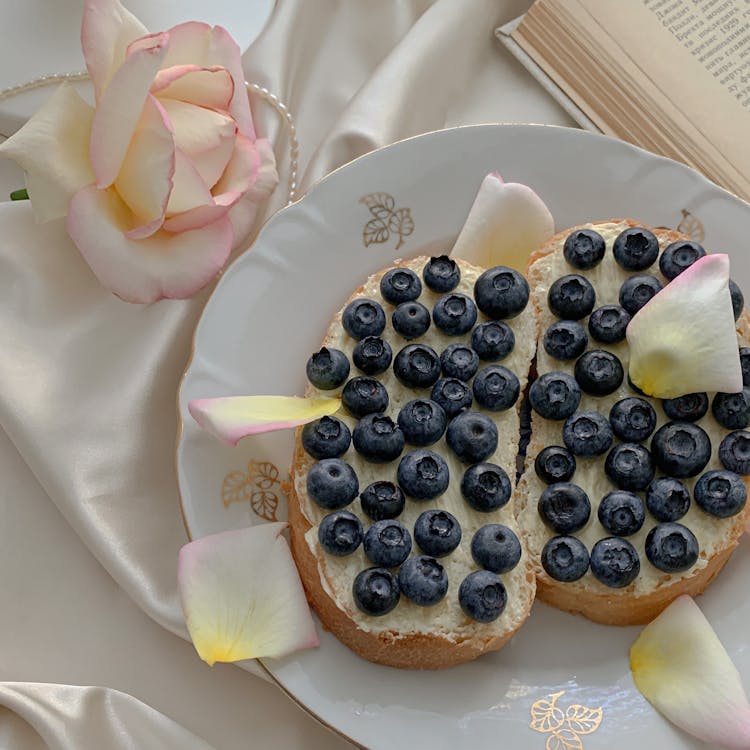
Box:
[176,125,750,750]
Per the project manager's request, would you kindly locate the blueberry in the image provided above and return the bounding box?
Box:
[609,397,657,441]
[393,344,441,388]
[363,519,412,567]
[397,399,447,446]
[352,414,405,463]
[588,305,631,344]
[446,412,499,463]
[306,347,350,390]
[342,376,389,418]
[397,450,450,500]
[473,366,520,411]
[662,392,709,423]
[353,567,400,615]
[306,458,359,509]
[613,227,659,271]
[534,446,576,484]
[598,490,645,536]
[548,274,596,320]
[433,293,478,335]
[474,266,530,319]
[461,462,512,512]
[719,430,750,474]
[646,478,691,522]
[440,344,479,381]
[360,481,405,521]
[471,524,522,574]
[645,523,699,572]
[694,469,747,517]
[651,422,711,478]
[342,298,386,340]
[398,556,448,606]
[712,389,750,429]
[318,511,363,556]
[619,274,663,315]
[589,537,640,588]
[740,347,750,386]
[659,240,706,280]
[431,377,473,417]
[301,416,351,459]
[605,443,655,491]
[541,536,590,582]
[563,228,606,269]
[458,570,507,622]
[471,321,515,361]
[563,411,614,457]
[380,267,422,304]
[392,301,431,340]
[352,336,392,375]
[538,482,591,534]
[543,320,588,360]
[574,349,624,396]
[730,279,744,321]
[423,255,460,292]
[529,372,581,420]
[413,510,462,557]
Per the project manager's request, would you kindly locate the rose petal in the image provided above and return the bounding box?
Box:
[0,83,94,223]
[81,0,148,98]
[162,204,226,234]
[210,134,261,207]
[188,396,341,446]
[178,523,318,666]
[159,98,235,191]
[627,254,742,398]
[158,21,253,138]
[246,138,279,200]
[166,149,213,217]
[90,32,170,189]
[630,595,750,749]
[66,184,232,302]
[450,171,554,272]
[225,137,279,248]
[152,65,234,111]
[162,137,255,231]
[193,137,240,194]
[115,95,174,237]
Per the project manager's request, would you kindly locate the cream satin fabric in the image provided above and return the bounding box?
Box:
[0,684,215,749]
[0,0,572,745]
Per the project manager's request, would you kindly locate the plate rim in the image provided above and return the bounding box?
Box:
[173,122,749,750]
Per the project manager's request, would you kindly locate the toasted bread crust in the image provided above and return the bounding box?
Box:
[522,219,750,625]
[534,537,738,625]
[289,439,536,668]
[288,257,536,669]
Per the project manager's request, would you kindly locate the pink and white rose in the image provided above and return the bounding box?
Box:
[0,0,278,302]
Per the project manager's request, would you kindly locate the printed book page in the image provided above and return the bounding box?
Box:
[578,0,750,189]
[511,0,750,200]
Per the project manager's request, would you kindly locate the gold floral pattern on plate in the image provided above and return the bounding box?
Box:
[221,460,288,522]
[676,209,705,242]
[657,209,705,242]
[360,192,414,250]
[530,691,603,750]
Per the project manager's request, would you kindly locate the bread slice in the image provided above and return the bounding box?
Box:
[289,256,537,669]
[518,219,750,626]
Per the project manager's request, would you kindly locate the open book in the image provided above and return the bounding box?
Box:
[500,0,750,203]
